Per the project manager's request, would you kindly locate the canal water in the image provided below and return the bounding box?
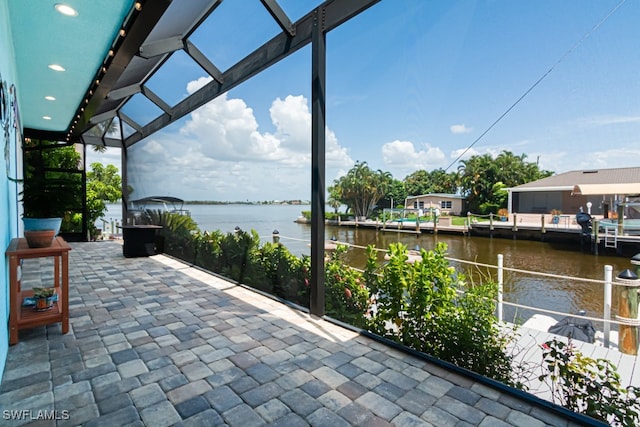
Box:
[103,203,635,326]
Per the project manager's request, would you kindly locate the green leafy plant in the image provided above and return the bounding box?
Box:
[86,163,122,239]
[32,287,55,298]
[323,244,370,328]
[140,210,199,259]
[249,241,310,306]
[539,339,640,426]
[22,142,83,227]
[366,242,519,386]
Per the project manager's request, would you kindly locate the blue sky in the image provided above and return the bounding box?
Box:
[89,0,640,202]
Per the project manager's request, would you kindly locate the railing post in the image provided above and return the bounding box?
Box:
[497,254,504,322]
[604,265,612,348]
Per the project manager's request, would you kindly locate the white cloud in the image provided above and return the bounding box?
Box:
[578,115,640,127]
[381,140,445,175]
[450,123,473,134]
[449,147,480,162]
[181,93,282,162]
[186,76,213,94]
[125,84,352,200]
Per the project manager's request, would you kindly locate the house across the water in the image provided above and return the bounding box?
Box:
[404,193,466,216]
[506,167,640,219]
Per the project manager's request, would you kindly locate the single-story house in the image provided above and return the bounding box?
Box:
[506,167,640,218]
[404,193,466,215]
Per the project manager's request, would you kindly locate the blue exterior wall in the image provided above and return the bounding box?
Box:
[0,0,22,380]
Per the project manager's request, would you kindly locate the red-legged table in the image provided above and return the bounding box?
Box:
[6,237,71,344]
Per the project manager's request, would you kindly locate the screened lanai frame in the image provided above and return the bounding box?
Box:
[24,0,381,317]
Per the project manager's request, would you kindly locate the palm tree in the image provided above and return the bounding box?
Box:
[332,161,392,218]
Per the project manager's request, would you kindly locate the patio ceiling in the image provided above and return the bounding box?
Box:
[6,0,379,148]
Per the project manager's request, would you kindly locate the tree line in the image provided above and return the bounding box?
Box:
[329,151,553,218]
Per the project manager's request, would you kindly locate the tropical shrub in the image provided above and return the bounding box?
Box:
[141,210,199,261]
[539,339,640,426]
[193,229,225,272]
[249,241,310,306]
[365,242,518,386]
[323,245,370,328]
[217,228,260,283]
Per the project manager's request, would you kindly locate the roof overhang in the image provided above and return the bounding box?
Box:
[506,186,574,193]
[406,194,464,200]
[6,0,380,147]
[571,184,640,196]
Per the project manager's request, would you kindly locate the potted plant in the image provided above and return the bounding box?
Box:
[32,287,56,310]
[21,167,64,246]
[550,209,562,224]
[497,208,509,221]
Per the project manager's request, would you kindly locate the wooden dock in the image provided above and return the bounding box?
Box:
[312,215,640,254]
[470,215,640,255]
[326,218,469,235]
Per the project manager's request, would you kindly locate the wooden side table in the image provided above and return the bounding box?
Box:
[5,236,71,344]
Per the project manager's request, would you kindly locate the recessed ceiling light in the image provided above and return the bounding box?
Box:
[48,64,65,72]
[54,4,78,16]
[42,116,52,120]
[45,96,56,101]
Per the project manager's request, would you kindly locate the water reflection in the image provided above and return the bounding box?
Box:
[326,226,632,327]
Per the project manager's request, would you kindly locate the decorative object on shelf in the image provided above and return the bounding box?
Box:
[23,229,57,248]
[23,217,62,248]
[23,217,62,234]
[32,287,56,311]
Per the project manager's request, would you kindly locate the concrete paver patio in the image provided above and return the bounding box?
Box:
[1,241,598,426]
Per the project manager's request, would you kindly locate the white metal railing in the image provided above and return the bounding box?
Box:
[98,218,122,239]
[272,234,640,350]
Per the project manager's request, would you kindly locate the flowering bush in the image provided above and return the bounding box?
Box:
[323,244,371,328]
[540,339,640,426]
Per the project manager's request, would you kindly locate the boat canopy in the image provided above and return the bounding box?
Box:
[129,196,190,216]
[131,196,185,206]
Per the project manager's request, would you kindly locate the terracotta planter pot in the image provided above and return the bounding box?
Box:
[24,230,56,248]
[34,296,55,310]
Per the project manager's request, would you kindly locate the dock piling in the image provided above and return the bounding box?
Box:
[616,267,639,355]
